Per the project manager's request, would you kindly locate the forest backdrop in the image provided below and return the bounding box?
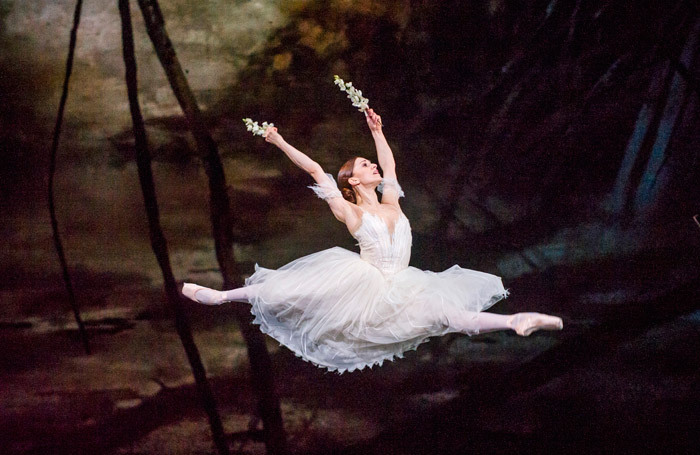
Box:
[1,1,698,454]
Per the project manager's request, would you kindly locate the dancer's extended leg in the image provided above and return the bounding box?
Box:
[182,283,256,305]
[222,286,257,303]
[473,312,513,334]
[471,312,563,336]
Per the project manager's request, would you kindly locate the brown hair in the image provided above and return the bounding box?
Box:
[337,156,359,204]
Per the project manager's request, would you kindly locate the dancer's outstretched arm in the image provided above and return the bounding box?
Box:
[366,109,395,179]
[264,127,355,224]
[264,127,322,177]
[366,109,400,206]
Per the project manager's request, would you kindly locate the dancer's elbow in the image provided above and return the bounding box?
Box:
[308,162,324,178]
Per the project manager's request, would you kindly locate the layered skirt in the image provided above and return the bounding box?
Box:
[246,247,509,373]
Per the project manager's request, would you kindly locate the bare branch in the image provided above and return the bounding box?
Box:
[47,0,90,355]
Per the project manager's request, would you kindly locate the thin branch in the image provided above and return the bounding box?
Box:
[669,57,700,98]
[566,0,582,44]
[135,1,288,453]
[47,0,90,355]
[118,1,230,454]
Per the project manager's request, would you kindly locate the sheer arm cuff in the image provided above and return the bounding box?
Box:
[308,173,343,201]
[377,178,405,198]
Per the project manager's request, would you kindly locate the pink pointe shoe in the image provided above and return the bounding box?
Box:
[182,283,224,305]
[508,312,564,336]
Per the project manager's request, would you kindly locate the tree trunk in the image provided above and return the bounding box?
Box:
[608,66,669,217]
[607,16,700,221]
[632,18,700,217]
[117,1,230,454]
[135,1,287,453]
[47,0,90,355]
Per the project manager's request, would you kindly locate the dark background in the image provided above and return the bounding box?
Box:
[1,1,699,454]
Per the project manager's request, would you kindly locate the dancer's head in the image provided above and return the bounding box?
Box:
[338,157,381,203]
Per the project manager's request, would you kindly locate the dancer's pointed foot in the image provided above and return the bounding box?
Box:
[182,283,225,305]
[508,312,563,336]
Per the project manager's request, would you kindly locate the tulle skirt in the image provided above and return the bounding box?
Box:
[245,247,509,373]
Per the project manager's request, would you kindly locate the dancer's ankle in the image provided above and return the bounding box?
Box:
[506,313,523,330]
[508,312,563,336]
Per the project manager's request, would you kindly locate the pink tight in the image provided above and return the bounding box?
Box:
[185,284,258,305]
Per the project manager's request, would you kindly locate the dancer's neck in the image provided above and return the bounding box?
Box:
[355,184,380,209]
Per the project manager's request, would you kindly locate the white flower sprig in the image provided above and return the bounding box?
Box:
[334,75,369,113]
[243,118,274,136]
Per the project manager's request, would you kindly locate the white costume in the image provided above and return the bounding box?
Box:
[242,176,510,373]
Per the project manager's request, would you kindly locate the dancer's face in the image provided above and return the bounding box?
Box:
[349,157,381,187]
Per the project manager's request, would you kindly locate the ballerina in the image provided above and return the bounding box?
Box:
[183,109,563,373]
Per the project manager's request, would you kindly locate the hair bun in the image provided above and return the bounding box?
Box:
[341,187,356,204]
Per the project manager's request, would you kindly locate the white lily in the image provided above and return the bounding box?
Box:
[333,75,370,113]
[243,118,274,136]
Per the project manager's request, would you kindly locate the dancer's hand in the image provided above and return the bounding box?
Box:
[264,126,283,146]
[366,108,382,133]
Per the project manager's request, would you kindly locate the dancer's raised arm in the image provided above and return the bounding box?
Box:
[366,109,395,179]
[366,109,400,205]
[264,127,356,224]
[264,127,324,179]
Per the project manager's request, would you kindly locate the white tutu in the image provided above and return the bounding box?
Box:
[246,247,508,373]
[244,176,508,373]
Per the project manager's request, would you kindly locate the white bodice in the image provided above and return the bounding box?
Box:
[308,174,411,276]
[352,211,412,276]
